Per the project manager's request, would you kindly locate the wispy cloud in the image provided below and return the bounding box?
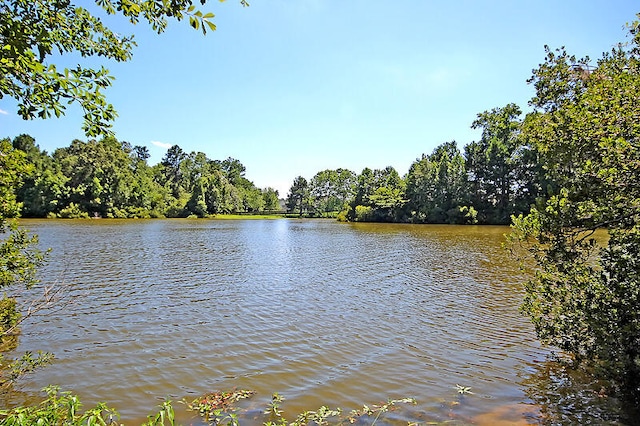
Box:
[151,140,172,149]
[0,108,8,115]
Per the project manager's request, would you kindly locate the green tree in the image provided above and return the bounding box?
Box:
[465,103,531,224]
[286,176,310,217]
[351,167,375,211]
[160,144,187,200]
[334,168,357,207]
[11,134,67,217]
[241,186,265,213]
[0,0,248,136]
[221,157,247,187]
[186,179,209,217]
[180,154,265,216]
[0,138,45,354]
[183,151,212,217]
[405,141,470,223]
[512,17,640,400]
[133,145,151,163]
[309,169,356,216]
[349,166,406,222]
[262,187,280,211]
[211,170,239,214]
[218,157,265,213]
[0,139,43,288]
[123,145,166,217]
[368,186,406,222]
[53,137,140,217]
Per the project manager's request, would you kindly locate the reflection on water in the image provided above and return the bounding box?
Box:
[522,356,639,425]
[2,219,633,424]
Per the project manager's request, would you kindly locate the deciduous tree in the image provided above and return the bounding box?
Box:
[262,187,280,211]
[349,166,406,222]
[465,103,527,224]
[0,0,248,136]
[0,139,45,352]
[309,169,356,216]
[405,141,470,223]
[512,16,640,400]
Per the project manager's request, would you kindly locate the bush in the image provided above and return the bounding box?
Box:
[354,205,373,222]
[336,208,350,222]
[57,203,89,219]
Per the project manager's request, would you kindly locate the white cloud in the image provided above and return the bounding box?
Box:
[0,108,8,115]
[151,140,172,149]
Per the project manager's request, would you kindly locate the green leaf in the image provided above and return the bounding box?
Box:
[205,20,217,32]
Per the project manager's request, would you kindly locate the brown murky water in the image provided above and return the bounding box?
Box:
[5,220,633,424]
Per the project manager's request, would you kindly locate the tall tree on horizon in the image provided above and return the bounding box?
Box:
[286,176,310,217]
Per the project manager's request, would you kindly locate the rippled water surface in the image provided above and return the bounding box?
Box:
[10,220,553,424]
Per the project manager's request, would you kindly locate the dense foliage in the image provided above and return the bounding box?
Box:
[6,123,544,223]
[0,138,49,384]
[5,135,280,218]
[511,17,640,400]
[285,115,543,224]
[0,139,44,320]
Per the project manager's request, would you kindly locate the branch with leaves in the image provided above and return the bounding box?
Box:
[0,0,249,136]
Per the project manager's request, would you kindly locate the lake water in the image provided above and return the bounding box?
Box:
[5,219,633,424]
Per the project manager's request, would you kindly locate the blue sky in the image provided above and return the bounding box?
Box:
[1,1,638,196]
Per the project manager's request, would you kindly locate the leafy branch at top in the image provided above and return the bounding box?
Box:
[0,0,248,136]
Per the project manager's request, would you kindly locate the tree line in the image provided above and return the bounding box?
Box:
[7,102,544,226]
[4,135,281,219]
[7,103,542,226]
[285,103,546,225]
